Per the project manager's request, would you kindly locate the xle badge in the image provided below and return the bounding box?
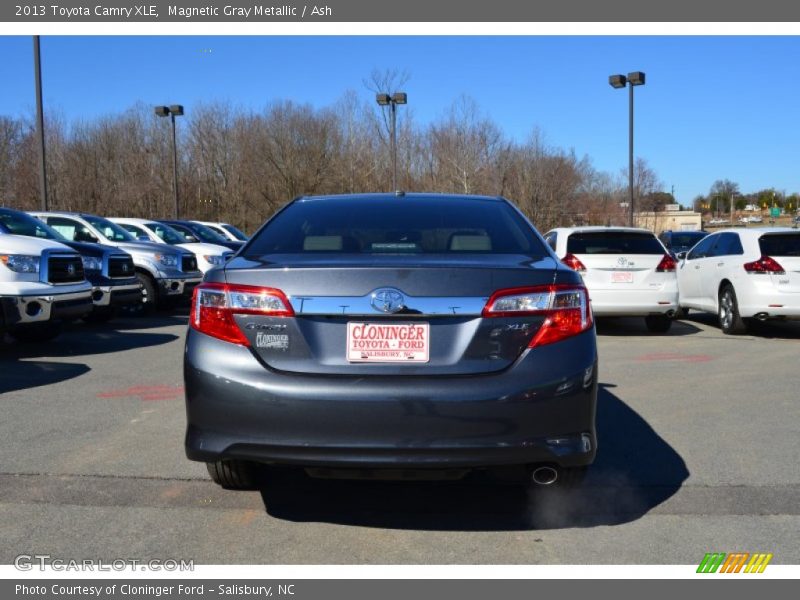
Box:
[255,332,289,351]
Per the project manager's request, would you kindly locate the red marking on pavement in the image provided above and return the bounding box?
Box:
[96,385,184,402]
[635,353,713,363]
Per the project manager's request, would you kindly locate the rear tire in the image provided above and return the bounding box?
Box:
[644,314,672,333]
[718,284,747,335]
[8,323,62,343]
[206,460,259,490]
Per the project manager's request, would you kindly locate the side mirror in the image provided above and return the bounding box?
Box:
[676,251,687,261]
[185,235,199,243]
[137,235,151,242]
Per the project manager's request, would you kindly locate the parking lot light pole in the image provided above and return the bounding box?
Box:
[376,92,407,191]
[33,36,48,211]
[609,72,645,227]
[155,105,184,219]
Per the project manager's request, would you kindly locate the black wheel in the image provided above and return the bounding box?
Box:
[644,314,672,333]
[8,323,62,343]
[206,460,259,490]
[718,284,747,334]
[83,307,117,323]
[122,272,156,315]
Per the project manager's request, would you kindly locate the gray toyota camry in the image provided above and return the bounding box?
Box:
[184,193,597,490]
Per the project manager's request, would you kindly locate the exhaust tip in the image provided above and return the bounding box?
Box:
[531,466,559,486]
[754,312,769,321]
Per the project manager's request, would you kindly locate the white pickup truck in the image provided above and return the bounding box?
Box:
[0,233,93,342]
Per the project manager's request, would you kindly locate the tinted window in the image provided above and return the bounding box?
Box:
[222,224,248,240]
[712,233,744,256]
[181,222,228,244]
[147,222,186,245]
[759,234,800,256]
[245,197,545,256]
[120,223,148,238]
[83,215,134,242]
[0,210,63,241]
[47,216,97,243]
[667,232,707,250]
[687,234,717,260]
[566,231,663,255]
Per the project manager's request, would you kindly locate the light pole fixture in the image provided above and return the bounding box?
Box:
[155,104,184,219]
[609,71,646,227]
[376,92,407,191]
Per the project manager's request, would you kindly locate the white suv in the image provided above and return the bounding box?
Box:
[544,227,679,332]
[677,228,800,334]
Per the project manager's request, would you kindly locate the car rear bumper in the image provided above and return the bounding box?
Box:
[588,288,679,316]
[184,328,598,470]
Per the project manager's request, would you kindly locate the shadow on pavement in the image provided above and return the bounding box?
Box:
[0,308,184,362]
[682,312,800,339]
[257,383,689,531]
[0,359,90,395]
[595,316,702,337]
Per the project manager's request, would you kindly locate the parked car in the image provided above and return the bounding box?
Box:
[158,219,243,253]
[29,211,202,311]
[185,193,597,491]
[544,226,678,332]
[192,220,249,242]
[749,215,764,224]
[0,208,141,321]
[658,230,708,259]
[109,218,233,274]
[0,230,92,342]
[676,228,800,334]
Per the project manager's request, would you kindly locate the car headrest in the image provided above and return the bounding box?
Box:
[303,235,343,251]
[449,235,491,251]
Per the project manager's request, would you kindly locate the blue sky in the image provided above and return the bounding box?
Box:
[1,35,799,205]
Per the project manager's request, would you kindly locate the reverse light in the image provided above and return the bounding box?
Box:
[190,283,294,345]
[743,256,785,274]
[482,284,593,348]
[561,253,587,272]
[655,254,677,272]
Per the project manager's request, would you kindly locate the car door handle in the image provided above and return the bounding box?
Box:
[694,265,701,269]
[717,262,724,267]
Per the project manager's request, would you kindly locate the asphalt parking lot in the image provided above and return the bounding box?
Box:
[1,311,798,564]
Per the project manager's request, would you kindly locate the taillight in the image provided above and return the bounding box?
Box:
[190,283,294,345]
[561,253,587,272]
[743,256,785,274]
[656,254,677,272]
[482,284,593,348]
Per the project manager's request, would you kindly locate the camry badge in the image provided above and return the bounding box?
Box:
[370,288,405,314]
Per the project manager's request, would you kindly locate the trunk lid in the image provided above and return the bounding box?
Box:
[224,254,561,375]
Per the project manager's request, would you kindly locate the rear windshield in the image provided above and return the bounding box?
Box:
[244,197,545,256]
[567,231,664,255]
[759,234,800,256]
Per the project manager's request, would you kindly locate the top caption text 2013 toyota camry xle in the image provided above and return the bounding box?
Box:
[184,193,597,491]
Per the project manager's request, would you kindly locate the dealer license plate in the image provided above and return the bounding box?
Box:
[346,322,430,363]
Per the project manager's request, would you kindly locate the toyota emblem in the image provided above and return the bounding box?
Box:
[370,288,405,314]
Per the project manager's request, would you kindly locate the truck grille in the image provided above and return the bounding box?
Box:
[181,255,198,272]
[47,254,85,284]
[108,255,135,279]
